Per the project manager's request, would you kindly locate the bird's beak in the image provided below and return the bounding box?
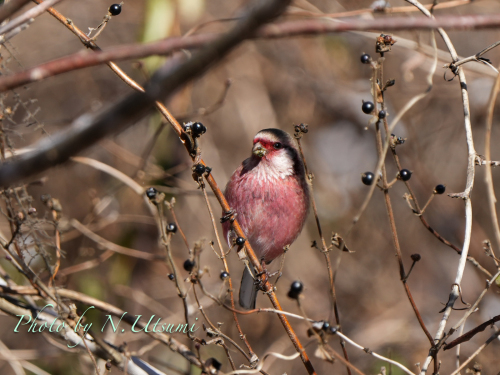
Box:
[252,142,267,157]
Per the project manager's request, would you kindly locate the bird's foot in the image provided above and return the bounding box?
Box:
[254,260,271,291]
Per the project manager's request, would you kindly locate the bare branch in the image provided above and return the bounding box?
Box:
[70,219,163,261]
[448,40,500,71]
[0,0,63,36]
[334,330,417,375]
[0,0,33,24]
[449,329,500,375]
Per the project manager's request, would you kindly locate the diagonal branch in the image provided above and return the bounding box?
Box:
[0,0,33,24]
[0,0,63,36]
[444,315,500,350]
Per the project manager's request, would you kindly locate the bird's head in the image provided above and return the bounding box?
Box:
[252,129,296,159]
[249,129,304,179]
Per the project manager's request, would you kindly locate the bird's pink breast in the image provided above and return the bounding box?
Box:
[223,164,309,263]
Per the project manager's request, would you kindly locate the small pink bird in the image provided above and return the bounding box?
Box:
[223,129,310,309]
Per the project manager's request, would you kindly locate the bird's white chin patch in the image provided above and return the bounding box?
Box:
[258,152,294,181]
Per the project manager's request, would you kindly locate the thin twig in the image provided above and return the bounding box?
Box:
[449,40,500,71]
[71,156,144,195]
[49,206,61,287]
[70,219,162,260]
[0,0,63,36]
[199,180,257,363]
[294,127,351,375]
[394,156,490,278]
[0,339,25,375]
[373,109,433,344]
[166,202,191,254]
[484,65,500,253]
[0,0,33,24]
[438,268,500,349]
[322,346,366,375]
[0,21,33,45]
[403,1,476,374]
[333,330,416,375]
[448,329,500,375]
[444,315,500,350]
[192,283,250,368]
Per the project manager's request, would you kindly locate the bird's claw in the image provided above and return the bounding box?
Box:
[254,260,271,291]
[254,275,270,293]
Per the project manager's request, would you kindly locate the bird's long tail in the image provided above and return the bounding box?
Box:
[239,266,257,309]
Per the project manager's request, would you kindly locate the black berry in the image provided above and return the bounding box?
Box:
[360,53,371,64]
[329,326,338,334]
[378,110,386,119]
[166,223,177,233]
[191,122,206,137]
[105,361,112,371]
[411,254,421,262]
[109,4,122,16]
[220,271,229,280]
[146,187,157,200]
[194,164,206,175]
[287,281,303,299]
[362,101,374,114]
[434,184,446,195]
[361,172,375,186]
[183,259,195,272]
[322,321,330,330]
[399,169,412,181]
[168,273,175,280]
[235,237,246,246]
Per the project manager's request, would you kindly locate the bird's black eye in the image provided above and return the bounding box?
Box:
[274,142,283,149]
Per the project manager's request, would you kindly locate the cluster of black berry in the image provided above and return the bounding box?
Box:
[358,53,447,194]
[109,4,122,16]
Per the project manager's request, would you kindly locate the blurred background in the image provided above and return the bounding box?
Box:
[0,0,500,374]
